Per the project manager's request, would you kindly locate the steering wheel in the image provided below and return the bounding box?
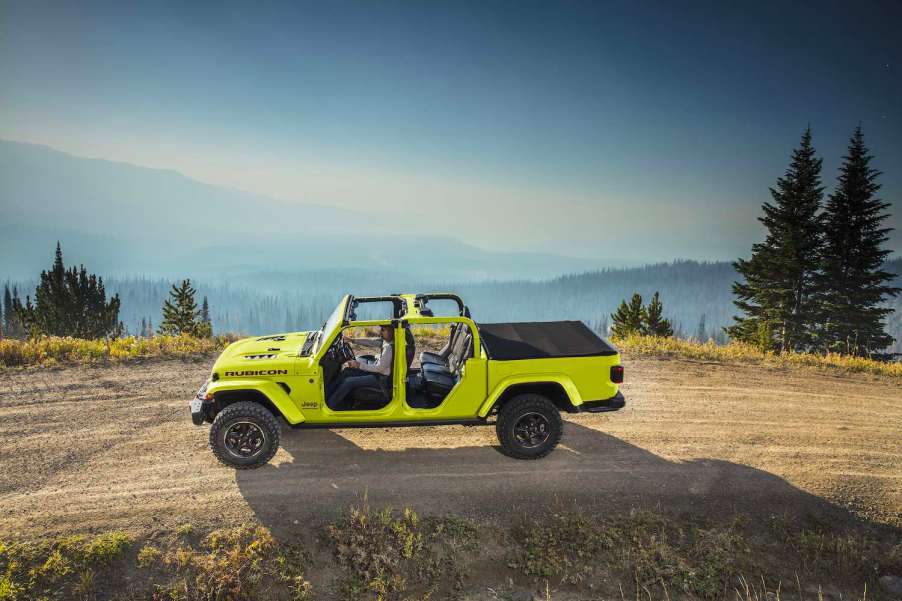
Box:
[328,336,355,364]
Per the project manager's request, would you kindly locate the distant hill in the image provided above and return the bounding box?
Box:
[0,139,609,280]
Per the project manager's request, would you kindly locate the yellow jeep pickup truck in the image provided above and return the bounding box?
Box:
[190,293,624,468]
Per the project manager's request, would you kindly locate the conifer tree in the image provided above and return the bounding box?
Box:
[815,126,900,355]
[9,286,23,337]
[644,291,674,337]
[2,284,11,338]
[728,128,824,352]
[198,295,213,338]
[14,243,121,338]
[158,279,210,337]
[611,293,646,337]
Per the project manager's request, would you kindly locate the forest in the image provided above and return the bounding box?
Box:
[6,257,901,352]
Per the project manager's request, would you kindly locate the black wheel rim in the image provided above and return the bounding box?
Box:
[513,412,551,448]
[224,421,267,458]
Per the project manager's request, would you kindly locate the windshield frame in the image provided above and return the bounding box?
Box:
[311,294,350,355]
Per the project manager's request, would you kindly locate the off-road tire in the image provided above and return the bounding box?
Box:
[209,401,281,469]
[496,393,562,459]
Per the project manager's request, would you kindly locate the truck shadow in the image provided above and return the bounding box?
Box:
[235,420,883,539]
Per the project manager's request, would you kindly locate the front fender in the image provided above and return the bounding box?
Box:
[477,374,583,418]
[206,379,305,424]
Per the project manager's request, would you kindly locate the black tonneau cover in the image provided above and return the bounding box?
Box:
[478,321,618,360]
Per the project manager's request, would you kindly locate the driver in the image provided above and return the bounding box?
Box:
[326,324,394,410]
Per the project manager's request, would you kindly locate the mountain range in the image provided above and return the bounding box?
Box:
[0,139,615,281]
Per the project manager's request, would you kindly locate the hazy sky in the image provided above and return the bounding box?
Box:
[1,1,900,262]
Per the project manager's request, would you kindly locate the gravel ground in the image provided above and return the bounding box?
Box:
[0,355,900,540]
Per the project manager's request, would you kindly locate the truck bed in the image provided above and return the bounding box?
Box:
[478,321,618,360]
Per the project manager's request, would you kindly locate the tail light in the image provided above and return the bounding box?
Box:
[610,365,624,384]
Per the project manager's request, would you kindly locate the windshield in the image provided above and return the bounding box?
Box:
[312,295,348,354]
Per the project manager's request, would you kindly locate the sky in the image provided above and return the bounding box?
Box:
[1,0,900,263]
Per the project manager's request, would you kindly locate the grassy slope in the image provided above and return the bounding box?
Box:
[2,503,900,601]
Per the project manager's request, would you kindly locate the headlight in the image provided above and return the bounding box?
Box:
[196,380,212,400]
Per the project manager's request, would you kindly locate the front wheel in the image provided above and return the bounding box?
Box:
[496,394,562,459]
[209,401,281,469]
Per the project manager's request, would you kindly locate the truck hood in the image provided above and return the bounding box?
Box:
[215,331,311,366]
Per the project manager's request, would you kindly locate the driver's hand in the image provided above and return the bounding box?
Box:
[346,360,359,369]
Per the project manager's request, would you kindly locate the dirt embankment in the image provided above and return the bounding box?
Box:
[0,356,900,540]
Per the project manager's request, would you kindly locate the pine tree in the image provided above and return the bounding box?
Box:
[158,279,210,337]
[198,295,212,338]
[2,284,11,338]
[9,286,23,337]
[815,126,900,355]
[611,293,646,337]
[140,317,147,338]
[728,128,824,352]
[14,243,121,338]
[644,291,674,337]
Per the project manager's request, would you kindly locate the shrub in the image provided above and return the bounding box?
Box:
[158,524,277,601]
[613,334,902,377]
[511,511,612,584]
[0,334,234,367]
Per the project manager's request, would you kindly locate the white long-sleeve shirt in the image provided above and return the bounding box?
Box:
[349,338,393,376]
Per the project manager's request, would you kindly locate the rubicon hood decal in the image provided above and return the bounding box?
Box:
[224,369,289,377]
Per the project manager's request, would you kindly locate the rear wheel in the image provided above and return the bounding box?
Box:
[496,394,562,459]
[209,401,281,469]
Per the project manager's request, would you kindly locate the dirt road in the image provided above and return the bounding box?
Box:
[1,356,900,539]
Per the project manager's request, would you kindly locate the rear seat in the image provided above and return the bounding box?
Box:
[421,329,472,402]
[420,324,462,367]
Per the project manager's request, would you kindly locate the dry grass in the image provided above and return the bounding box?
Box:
[1,507,899,601]
[0,335,234,368]
[614,334,902,377]
[2,328,899,377]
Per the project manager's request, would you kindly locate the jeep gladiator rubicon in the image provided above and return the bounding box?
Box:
[190,293,625,468]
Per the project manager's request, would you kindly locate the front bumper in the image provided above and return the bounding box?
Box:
[190,380,214,425]
[576,390,625,413]
[189,396,207,425]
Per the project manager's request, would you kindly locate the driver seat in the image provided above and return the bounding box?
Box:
[346,326,415,406]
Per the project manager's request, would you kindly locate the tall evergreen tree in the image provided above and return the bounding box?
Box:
[611,293,646,337]
[14,243,121,338]
[9,286,23,337]
[198,295,212,337]
[815,126,900,355]
[158,279,210,336]
[645,291,674,337]
[2,284,11,338]
[201,296,211,325]
[728,128,824,352]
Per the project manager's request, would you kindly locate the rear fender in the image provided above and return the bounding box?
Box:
[478,374,582,418]
[206,379,305,424]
